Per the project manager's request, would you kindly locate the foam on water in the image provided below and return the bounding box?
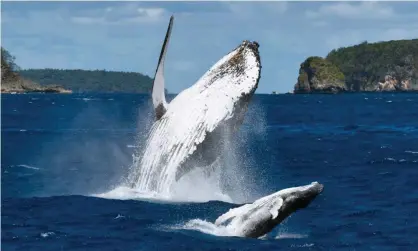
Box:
[94,162,233,203]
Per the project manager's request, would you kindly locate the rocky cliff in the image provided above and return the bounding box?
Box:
[294,56,346,94]
[294,39,418,93]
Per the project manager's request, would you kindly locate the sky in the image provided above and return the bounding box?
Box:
[1,1,418,94]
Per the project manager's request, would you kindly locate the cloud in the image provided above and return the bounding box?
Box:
[225,1,288,20]
[381,28,418,41]
[71,3,167,25]
[306,1,394,20]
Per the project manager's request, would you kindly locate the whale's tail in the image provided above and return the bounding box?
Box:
[152,15,174,120]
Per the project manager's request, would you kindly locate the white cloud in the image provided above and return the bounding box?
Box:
[324,27,418,52]
[381,28,418,41]
[71,16,106,25]
[226,1,288,17]
[137,7,165,18]
[71,3,167,25]
[325,31,363,50]
[312,21,329,27]
[306,1,394,20]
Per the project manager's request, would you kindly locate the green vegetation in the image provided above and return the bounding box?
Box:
[18,68,156,93]
[326,39,418,91]
[1,47,71,93]
[294,56,346,93]
[2,47,161,94]
[301,56,345,82]
[294,39,418,93]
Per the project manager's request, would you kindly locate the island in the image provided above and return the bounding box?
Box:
[18,68,155,93]
[294,39,418,94]
[1,47,160,94]
[1,47,72,94]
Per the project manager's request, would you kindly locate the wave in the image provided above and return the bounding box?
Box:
[405,150,418,154]
[9,164,41,170]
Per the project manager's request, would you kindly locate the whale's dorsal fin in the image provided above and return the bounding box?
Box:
[152,15,174,120]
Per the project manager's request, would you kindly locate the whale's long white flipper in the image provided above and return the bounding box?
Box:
[152,16,174,120]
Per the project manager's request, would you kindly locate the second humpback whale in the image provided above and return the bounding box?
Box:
[130,16,261,194]
[214,182,324,238]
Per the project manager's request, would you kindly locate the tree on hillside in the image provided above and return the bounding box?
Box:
[1,47,21,81]
[1,47,20,71]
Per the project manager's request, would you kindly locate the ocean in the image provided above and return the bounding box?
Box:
[2,93,418,250]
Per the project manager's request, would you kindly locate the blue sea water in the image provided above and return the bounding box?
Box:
[2,93,418,250]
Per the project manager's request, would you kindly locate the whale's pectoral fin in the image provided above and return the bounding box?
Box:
[152,15,174,120]
[269,197,283,219]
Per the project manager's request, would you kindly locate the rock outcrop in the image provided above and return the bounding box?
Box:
[294,39,418,93]
[294,56,346,94]
[1,79,73,94]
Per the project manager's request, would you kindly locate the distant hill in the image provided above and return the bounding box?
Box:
[18,68,158,93]
[294,39,418,93]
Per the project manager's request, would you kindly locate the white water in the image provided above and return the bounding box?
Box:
[96,96,266,203]
[95,165,233,203]
[95,103,266,204]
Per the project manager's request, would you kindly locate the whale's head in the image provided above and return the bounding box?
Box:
[250,182,323,238]
[195,40,261,101]
[279,181,324,211]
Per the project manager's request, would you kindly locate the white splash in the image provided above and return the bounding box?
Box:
[40,232,55,238]
[95,164,233,203]
[275,233,308,239]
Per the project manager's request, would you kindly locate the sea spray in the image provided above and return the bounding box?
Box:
[102,100,268,203]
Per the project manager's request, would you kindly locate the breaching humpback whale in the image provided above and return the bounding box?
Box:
[214,182,324,238]
[130,16,261,194]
